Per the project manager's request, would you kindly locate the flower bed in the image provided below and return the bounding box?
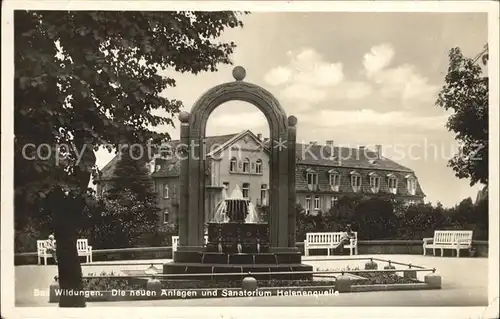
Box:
[82,267,419,292]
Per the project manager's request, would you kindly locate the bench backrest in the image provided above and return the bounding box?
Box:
[37,239,89,252]
[306,232,357,244]
[434,230,473,245]
[37,240,55,251]
[76,239,89,251]
[172,236,208,251]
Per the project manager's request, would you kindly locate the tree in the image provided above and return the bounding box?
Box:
[98,145,160,247]
[352,198,398,240]
[436,45,489,186]
[15,11,246,307]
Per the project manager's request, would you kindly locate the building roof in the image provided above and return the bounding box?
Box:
[295,143,412,172]
[99,131,417,181]
[295,164,425,197]
[99,133,238,180]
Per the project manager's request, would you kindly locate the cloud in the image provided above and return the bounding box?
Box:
[264,66,292,86]
[280,83,328,103]
[362,44,438,104]
[363,44,395,78]
[330,81,373,100]
[264,48,344,104]
[375,64,438,101]
[299,109,448,131]
[208,111,268,130]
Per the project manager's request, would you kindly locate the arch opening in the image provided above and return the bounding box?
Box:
[176,67,298,252]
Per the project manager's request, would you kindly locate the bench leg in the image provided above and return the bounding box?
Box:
[305,247,308,256]
[433,248,435,256]
[38,256,41,265]
[44,256,47,266]
[456,249,460,258]
[441,249,444,257]
[327,247,330,256]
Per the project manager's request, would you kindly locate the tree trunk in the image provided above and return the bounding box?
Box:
[50,188,86,307]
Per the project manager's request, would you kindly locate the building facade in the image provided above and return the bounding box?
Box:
[97,130,425,226]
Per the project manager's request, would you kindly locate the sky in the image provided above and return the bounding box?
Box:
[94,12,488,207]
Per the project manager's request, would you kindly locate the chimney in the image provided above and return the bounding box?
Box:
[257,133,262,141]
[375,144,382,159]
[309,141,318,145]
[326,140,334,146]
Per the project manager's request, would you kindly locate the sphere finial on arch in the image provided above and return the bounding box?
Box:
[288,115,298,127]
[232,66,246,81]
[178,111,190,123]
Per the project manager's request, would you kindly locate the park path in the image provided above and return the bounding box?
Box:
[14,254,488,307]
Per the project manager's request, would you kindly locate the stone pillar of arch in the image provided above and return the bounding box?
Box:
[175,66,298,256]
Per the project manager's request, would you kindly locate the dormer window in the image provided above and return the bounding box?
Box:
[230,157,237,172]
[328,169,340,192]
[306,168,318,191]
[243,158,250,173]
[350,171,361,192]
[406,175,417,196]
[369,172,380,193]
[159,144,173,159]
[387,174,398,194]
[255,159,262,174]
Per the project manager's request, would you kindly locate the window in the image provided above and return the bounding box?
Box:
[305,196,311,214]
[260,184,268,206]
[98,185,105,198]
[230,157,237,172]
[243,158,250,173]
[314,196,321,210]
[407,177,417,196]
[255,159,263,174]
[242,183,250,199]
[387,175,398,194]
[331,196,339,208]
[369,173,380,193]
[163,210,169,224]
[328,170,340,192]
[350,171,361,192]
[163,184,169,199]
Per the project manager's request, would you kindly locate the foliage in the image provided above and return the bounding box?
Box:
[352,197,398,240]
[95,145,161,247]
[15,10,246,306]
[436,46,489,186]
[297,195,488,241]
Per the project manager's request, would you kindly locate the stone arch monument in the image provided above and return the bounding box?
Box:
[176,66,298,254]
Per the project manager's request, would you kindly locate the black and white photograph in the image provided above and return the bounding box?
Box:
[1,1,499,318]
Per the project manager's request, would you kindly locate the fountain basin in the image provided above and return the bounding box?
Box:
[163,262,313,281]
[174,251,303,264]
[206,222,269,253]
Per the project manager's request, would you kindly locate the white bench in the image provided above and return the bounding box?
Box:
[76,239,93,263]
[304,232,358,256]
[171,236,208,252]
[423,230,473,257]
[37,239,92,265]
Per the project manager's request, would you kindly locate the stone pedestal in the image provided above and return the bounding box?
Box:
[424,273,442,288]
